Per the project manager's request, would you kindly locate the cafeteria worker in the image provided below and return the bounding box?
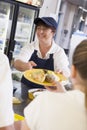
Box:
[14,16,70,99]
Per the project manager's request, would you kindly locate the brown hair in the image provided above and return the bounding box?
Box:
[72,39,87,109]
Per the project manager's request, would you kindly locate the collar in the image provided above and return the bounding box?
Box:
[35,40,58,53]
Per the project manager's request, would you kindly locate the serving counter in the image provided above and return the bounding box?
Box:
[13,80,32,116]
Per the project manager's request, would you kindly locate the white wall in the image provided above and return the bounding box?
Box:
[39,0,62,21]
[55,1,76,49]
[69,31,87,66]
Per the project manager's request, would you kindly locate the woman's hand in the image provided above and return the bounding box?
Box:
[27,61,37,69]
[13,60,37,71]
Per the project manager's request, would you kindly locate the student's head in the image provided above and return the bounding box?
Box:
[34,17,57,42]
[72,40,87,80]
[71,39,87,108]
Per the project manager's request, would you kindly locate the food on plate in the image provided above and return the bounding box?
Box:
[45,72,59,83]
[13,97,21,104]
[30,69,60,83]
[31,69,46,83]
[24,69,67,86]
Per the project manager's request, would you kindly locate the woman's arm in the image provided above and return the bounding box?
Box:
[13,60,37,71]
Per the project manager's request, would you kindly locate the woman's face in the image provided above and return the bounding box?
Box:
[36,25,55,44]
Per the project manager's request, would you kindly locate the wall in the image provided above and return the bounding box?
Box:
[39,0,62,21]
[55,1,76,50]
[39,0,77,51]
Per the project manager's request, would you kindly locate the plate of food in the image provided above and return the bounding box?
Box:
[24,69,67,86]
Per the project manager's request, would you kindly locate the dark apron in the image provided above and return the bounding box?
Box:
[21,50,54,99]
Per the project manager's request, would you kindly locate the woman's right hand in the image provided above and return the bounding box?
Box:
[14,60,37,71]
[27,61,37,69]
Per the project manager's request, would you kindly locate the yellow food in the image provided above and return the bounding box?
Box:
[45,72,59,83]
[13,97,21,104]
[31,70,46,83]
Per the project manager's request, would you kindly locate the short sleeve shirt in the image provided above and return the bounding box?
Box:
[15,40,70,77]
[24,90,87,130]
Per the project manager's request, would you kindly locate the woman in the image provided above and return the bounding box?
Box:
[20,40,87,130]
[13,16,70,99]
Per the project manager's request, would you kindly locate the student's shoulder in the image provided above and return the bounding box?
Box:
[0,52,7,58]
[0,53,9,63]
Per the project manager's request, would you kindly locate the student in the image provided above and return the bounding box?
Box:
[13,16,70,99]
[20,40,87,130]
[0,53,14,130]
[0,53,21,130]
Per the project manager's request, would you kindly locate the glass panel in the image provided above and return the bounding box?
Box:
[0,2,14,53]
[13,6,36,58]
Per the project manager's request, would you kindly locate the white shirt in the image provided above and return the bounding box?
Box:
[0,53,14,127]
[15,40,70,77]
[24,90,87,130]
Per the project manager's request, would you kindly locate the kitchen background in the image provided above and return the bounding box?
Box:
[0,0,87,116]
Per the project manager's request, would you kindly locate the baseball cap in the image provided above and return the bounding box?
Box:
[34,17,57,29]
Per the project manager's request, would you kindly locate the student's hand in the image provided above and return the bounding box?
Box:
[44,81,66,93]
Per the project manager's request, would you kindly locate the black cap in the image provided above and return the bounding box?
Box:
[34,17,57,29]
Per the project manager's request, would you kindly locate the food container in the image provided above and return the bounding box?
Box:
[28,88,45,100]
